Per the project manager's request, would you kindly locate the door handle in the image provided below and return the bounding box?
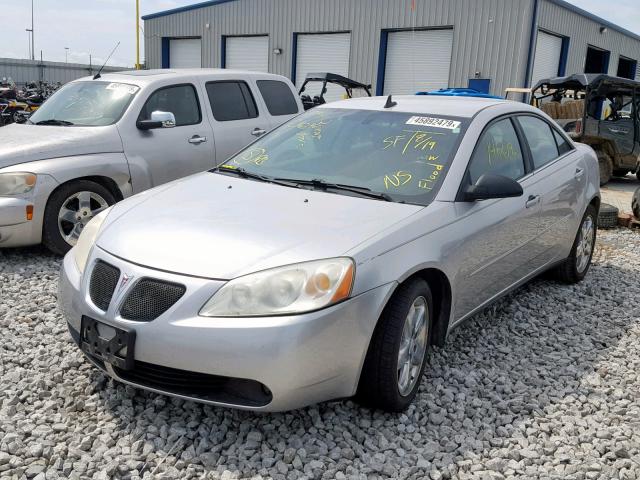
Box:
[251,128,266,137]
[525,194,540,209]
[574,167,585,179]
[188,135,207,144]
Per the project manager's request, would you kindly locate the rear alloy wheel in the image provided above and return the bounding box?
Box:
[554,205,597,283]
[43,180,115,255]
[357,278,433,412]
[597,151,613,186]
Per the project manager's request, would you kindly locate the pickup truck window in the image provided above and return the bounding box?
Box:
[257,80,299,116]
[138,84,201,127]
[206,81,258,121]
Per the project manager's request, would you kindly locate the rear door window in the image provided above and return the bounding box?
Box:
[552,128,572,155]
[206,81,258,121]
[257,80,299,116]
[517,116,560,169]
[468,118,526,183]
[138,84,201,126]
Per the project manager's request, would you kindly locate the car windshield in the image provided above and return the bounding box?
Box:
[29,81,139,126]
[218,107,467,205]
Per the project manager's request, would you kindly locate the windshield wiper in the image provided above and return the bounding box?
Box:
[212,167,300,189]
[35,119,74,126]
[276,178,393,202]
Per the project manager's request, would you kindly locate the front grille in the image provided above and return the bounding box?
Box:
[114,361,272,407]
[89,261,120,311]
[119,279,186,321]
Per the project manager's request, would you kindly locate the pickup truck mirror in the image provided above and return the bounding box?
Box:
[462,173,523,201]
[136,110,176,130]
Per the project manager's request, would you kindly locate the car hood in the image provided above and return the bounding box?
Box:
[97,173,424,279]
[0,123,123,169]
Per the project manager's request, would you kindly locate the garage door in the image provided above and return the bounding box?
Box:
[531,31,562,86]
[225,36,269,72]
[296,33,350,103]
[384,29,453,95]
[170,38,202,68]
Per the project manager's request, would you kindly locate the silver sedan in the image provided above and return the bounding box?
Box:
[58,95,600,412]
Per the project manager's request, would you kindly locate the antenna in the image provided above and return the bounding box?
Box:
[93,41,120,80]
[384,95,397,109]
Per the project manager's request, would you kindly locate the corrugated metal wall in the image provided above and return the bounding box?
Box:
[0,58,128,87]
[537,1,640,79]
[144,0,534,96]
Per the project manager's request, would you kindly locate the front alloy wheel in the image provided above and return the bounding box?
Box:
[57,191,110,246]
[357,278,433,412]
[397,296,429,396]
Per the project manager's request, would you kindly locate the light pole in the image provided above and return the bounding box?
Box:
[65,47,69,63]
[30,0,34,60]
[135,0,141,69]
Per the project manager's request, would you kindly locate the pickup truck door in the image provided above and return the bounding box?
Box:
[200,79,272,164]
[122,82,215,191]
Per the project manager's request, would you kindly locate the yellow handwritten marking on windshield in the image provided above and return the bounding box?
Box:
[487,142,518,166]
[220,164,237,169]
[418,163,445,190]
[383,171,413,190]
[383,130,444,155]
[233,147,269,166]
[293,113,330,148]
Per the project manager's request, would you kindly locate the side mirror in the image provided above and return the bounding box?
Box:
[136,110,176,130]
[462,173,523,201]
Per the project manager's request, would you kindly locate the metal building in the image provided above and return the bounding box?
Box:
[0,58,128,88]
[142,0,640,97]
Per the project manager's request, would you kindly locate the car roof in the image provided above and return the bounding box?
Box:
[71,68,288,86]
[320,95,518,118]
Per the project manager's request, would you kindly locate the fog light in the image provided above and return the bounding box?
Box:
[26,205,33,221]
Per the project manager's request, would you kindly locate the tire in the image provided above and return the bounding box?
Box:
[612,169,629,178]
[554,205,597,284]
[356,278,433,412]
[598,203,619,229]
[597,151,613,186]
[42,180,115,256]
[632,187,640,220]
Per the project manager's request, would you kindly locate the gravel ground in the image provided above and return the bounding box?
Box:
[1,228,640,480]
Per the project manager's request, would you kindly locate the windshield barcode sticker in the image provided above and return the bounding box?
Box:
[106,83,139,95]
[406,116,461,130]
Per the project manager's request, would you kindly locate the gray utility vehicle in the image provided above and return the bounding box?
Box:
[531,74,639,185]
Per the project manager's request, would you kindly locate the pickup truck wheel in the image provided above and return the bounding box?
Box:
[357,278,433,412]
[597,152,613,186]
[42,180,115,256]
[553,205,597,284]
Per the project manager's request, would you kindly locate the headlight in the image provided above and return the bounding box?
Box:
[200,258,355,317]
[0,172,37,196]
[73,207,112,274]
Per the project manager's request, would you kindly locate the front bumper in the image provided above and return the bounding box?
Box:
[0,174,57,248]
[58,247,394,411]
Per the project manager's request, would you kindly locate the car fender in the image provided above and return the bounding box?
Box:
[7,152,134,200]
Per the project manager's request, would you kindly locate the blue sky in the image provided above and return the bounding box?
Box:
[0,0,638,67]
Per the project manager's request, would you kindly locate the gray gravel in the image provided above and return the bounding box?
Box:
[1,229,640,480]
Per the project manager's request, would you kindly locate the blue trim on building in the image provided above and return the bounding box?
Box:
[558,36,570,76]
[142,0,237,20]
[220,36,227,68]
[547,0,640,42]
[376,30,389,96]
[290,33,298,84]
[161,37,170,68]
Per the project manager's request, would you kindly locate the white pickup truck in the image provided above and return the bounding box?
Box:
[0,69,302,254]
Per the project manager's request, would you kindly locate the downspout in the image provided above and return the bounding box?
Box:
[523,0,540,102]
